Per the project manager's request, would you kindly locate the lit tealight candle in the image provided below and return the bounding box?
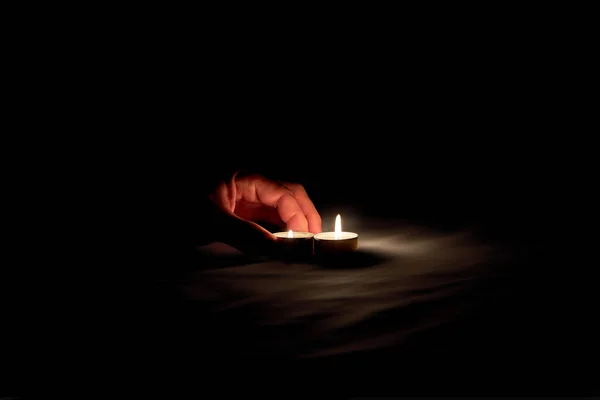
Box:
[313,214,359,255]
[273,230,314,259]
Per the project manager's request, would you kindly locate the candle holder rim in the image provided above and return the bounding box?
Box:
[273,231,314,238]
[314,231,359,240]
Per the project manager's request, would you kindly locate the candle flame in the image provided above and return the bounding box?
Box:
[334,214,342,239]
[288,230,293,238]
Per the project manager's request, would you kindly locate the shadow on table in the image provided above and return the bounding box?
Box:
[313,249,389,269]
[195,245,389,270]
[195,248,267,270]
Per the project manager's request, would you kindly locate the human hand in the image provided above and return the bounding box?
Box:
[207,172,322,254]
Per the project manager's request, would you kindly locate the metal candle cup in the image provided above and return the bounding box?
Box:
[313,214,359,255]
[273,230,314,259]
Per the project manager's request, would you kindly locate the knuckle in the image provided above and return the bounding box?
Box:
[286,182,304,193]
[243,173,265,182]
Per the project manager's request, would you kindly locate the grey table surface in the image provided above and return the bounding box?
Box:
[174,211,596,390]
[187,216,509,360]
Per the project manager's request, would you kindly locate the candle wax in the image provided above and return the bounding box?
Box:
[274,231,314,239]
[313,232,358,240]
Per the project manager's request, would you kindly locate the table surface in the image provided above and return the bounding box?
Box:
[150,215,597,395]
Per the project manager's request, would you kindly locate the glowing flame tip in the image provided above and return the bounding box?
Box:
[287,230,293,238]
[334,214,342,239]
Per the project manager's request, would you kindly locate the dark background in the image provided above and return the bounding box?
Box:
[224,116,560,242]
[201,31,576,242]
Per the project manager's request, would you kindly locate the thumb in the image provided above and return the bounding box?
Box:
[217,212,278,256]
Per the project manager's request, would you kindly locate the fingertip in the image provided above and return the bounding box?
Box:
[308,216,322,234]
[285,213,309,233]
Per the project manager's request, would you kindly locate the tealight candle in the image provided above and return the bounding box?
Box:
[273,230,314,259]
[313,214,358,255]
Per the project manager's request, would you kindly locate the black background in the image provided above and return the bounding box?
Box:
[199,32,575,241]
[217,97,562,241]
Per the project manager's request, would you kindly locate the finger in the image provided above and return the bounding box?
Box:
[235,175,309,232]
[212,176,237,213]
[282,182,322,233]
[275,194,309,232]
[234,201,286,229]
